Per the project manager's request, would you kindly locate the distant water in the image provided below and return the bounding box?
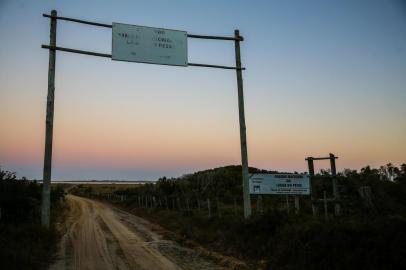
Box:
[49,180,155,185]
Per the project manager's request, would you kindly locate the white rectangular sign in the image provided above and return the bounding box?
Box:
[112,23,188,66]
[249,174,310,195]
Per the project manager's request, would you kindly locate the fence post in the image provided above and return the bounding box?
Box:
[216,197,221,218]
[257,195,263,214]
[177,197,181,210]
[294,196,300,214]
[323,190,328,220]
[233,197,237,215]
[207,198,211,218]
[358,186,373,208]
[186,197,190,213]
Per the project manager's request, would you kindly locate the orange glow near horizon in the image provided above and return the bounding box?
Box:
[2,97,405,179]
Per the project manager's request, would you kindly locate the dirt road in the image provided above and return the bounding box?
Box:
[50,195,227,270]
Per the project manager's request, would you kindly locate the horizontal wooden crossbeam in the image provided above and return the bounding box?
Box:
[43,14,244,41]
[41,45,245,70]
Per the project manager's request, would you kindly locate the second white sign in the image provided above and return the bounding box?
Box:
[249,174,310,195]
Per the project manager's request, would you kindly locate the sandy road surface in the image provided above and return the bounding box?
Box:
[50,195,226,270]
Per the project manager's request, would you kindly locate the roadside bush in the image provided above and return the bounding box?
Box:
[0,167,65,270]
[0,224,58,270]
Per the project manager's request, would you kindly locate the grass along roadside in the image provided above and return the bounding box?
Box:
[72,164,406,269]
[0,168,68,270]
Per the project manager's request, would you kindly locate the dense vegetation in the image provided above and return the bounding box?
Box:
[0,167,66,270]
[75,163,406,269]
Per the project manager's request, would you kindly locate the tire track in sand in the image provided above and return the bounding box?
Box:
[50,195,226,270]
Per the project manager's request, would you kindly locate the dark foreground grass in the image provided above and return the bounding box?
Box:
[0,224,59,270]
[0,169,67,270]
[126,207,406,270]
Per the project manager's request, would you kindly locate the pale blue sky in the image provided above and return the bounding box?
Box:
[1,0,405,180]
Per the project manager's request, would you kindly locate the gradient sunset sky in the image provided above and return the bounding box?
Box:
[1,0,405,180]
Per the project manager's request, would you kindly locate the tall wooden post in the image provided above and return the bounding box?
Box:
[41,10,57,228]
[234,29,251,219]
[307,157,316,216]
[330,153,340,215]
